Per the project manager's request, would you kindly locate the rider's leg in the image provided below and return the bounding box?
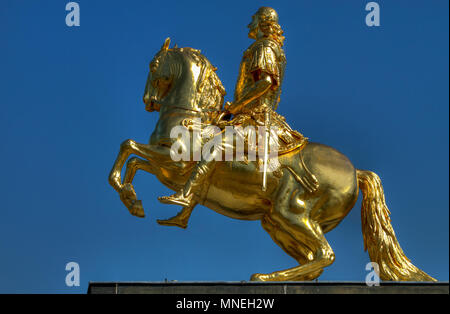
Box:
[158,158,216,207]
[156,203,195,229]
[156,158,215,228]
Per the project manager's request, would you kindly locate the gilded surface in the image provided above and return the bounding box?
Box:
[108,7,436,282]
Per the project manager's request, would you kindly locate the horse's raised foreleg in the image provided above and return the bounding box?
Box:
[109,139,171,216]
[109,139,169,191]
[119,157,158,217]
[123,156,195,226]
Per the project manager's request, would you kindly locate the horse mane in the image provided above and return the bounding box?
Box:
[170,47,226,111]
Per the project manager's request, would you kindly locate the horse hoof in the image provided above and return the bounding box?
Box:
[250,273,265,281]
[250,273,270,281]
[129,200,145,218]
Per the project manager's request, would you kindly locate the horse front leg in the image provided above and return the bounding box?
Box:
[123,156,195,226]
[109,139,170,217]
[109,139,169,191]
[119,157,157,217]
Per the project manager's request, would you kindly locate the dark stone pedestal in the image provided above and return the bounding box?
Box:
[88,281,449,294]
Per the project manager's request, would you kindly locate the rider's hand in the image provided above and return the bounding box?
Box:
[224,101,233,111]
[225,101,241,115]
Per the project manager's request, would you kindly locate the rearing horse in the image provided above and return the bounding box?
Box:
[109,38,435,282]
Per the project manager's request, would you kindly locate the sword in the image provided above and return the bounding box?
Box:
[262,109,271,191]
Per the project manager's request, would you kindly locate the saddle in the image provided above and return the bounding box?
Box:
[182,110,307,156]
[218,111,308,156]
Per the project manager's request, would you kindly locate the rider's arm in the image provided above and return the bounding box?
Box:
[228,71,274,114]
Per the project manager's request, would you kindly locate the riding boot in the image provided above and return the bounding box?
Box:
[158,159,216,207]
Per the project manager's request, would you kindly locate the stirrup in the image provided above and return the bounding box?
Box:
[158,193,193,207]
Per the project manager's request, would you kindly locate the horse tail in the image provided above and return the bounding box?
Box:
[356,169,436,281]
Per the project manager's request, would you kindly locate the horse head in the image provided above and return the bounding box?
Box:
[143,37,225,115]
[142,38,226,146]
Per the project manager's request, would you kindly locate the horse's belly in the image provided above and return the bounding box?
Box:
[202,186,267,220]
[201,162,271,220]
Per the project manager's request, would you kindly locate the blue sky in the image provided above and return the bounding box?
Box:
[0,0,448,293]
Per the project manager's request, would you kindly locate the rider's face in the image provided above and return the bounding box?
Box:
[247,14,259,39]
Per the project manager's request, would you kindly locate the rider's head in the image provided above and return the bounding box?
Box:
[248,7,285,46]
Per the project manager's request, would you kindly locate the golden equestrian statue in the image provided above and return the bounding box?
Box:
[109,7,436,282]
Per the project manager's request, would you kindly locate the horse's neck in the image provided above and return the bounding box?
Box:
[150,109,202,146]
[165,58,202,111]
[150,54,209,146]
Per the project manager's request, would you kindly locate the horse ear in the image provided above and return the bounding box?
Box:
[162,37,171,51]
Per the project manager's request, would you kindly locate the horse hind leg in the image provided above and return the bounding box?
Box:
[253,213,333,281]
[257,215,324,281]
[252,173,334,281]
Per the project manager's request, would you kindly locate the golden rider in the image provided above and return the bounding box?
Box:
[158,7,305,222]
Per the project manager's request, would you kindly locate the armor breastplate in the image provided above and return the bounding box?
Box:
[234,38,286,114]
